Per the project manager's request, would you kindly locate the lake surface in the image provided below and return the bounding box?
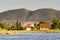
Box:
[0,33,60,40]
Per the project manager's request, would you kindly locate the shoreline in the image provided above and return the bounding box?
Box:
[0,29,60,34]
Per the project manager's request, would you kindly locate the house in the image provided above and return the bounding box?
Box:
[23,22,39,26]
[23,22,35,26]
[25,25,32,31]
[39,23,51,30]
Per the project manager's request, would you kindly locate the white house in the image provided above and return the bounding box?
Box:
[25,25,32,31]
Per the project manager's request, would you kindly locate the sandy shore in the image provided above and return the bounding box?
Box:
[0,29,60,34]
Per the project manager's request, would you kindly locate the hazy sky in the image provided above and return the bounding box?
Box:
[0,0,60,12]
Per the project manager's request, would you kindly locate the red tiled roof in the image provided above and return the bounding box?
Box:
[39,24,51,28]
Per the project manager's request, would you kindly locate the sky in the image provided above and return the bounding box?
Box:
[0,0,60,12]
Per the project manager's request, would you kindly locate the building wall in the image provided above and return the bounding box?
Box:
[40,24,51,28]
[26,28,31,31]
[40,28,49,30]
[39,24,51,30]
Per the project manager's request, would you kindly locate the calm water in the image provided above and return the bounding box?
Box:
[0,33,60,40]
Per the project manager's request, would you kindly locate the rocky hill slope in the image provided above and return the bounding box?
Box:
[0,8,60,23]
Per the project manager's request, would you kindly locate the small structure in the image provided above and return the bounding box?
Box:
[23,22,35,26]
[25,25,32,31]
[39,24,51,30]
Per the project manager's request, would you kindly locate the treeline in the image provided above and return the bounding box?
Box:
[34,17,60,30]
[33,17,60,30]
[0,17,60,30]
[0,22,24,30]
[0,20,25,30]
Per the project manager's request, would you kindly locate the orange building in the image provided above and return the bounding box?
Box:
[39,24,51,30]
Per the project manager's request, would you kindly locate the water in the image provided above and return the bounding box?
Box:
[0,33,60,40]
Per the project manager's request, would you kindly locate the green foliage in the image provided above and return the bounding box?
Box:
[10,24,17,30]
[34,23,37,28]
[16,19,23,30]
[52,17,60,29]
[39,21,48,24]
[0,23,4,29]
[17,22,23,30]
[3,23,10,30]
[16,19,19,30]
[31,26,37,31]
[18,22,22,30]
[34,22,39,30]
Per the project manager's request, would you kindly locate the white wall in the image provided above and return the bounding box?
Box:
[40,28,49,30]
[26,28,31,31]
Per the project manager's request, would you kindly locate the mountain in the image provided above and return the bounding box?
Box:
[0,8,60,23]
[26,8,60,22]
[0,8,31,23]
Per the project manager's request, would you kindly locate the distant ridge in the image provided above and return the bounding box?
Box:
[0,8,60,23]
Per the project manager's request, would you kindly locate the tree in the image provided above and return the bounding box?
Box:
[39,21,48,24]
[16,19,23,30]
[0,23,4,29]
[18,22,23,30]
[52,17,60,29]
[16,19,19,30]
[10,24,17,30]
[33,22,39,30]
[3,23,10,30]
[34,23,38,28]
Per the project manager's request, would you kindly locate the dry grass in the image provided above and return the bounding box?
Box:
[0,29,60,34]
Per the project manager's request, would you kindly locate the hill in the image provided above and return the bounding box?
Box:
[0,8,60,23]
[0,8,31,23]
[26,8,60,22]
